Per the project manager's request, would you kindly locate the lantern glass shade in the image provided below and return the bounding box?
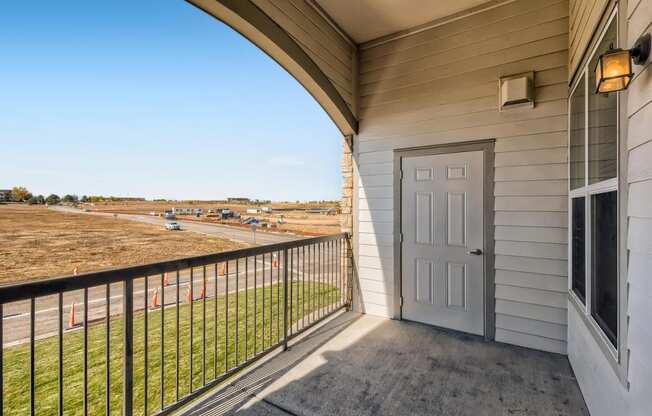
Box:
[595,49,632,93]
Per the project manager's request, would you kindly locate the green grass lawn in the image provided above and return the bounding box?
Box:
[3,280,341,416]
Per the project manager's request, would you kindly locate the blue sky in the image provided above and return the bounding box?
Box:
[0,0,341,201]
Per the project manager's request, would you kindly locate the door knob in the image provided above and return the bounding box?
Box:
[467,249,483,255]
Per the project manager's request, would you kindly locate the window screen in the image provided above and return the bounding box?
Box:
[572,197,586,302]
[591,191,618,346]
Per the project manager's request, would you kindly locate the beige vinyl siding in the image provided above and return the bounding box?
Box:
[493,134,569,354]
[355,0,570,354]
[566,2,652,414]
[251,0,356,112]
[624,0,652,410]
[496,299,567,324]
[569,0,610,79]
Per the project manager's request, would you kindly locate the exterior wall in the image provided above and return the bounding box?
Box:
[354,0,570,353]
[251,0,357,115]
[625,0,652,408]
[569,0,610,79]
[567,304,628,413]
[567,0,652,415]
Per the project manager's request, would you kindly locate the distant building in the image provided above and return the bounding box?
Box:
[227,197,251,204]
[0,190,11,202]
[172,207,203,215]
[172,207,192,215]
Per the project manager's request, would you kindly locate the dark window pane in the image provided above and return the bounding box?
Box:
[570,78,586,190]
[588,20,618,184]
[572,197,586,302]
[591,191,618,346]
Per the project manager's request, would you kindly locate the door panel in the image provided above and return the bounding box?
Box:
[401,151,485,335]
[447,262,466,309]
[447,192,466,246]
[415,192,433,245]
[415,258,434,304]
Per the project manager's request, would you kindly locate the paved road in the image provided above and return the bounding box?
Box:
[2,207,342,347]
[49,205,298,245]
[4,248,344,346]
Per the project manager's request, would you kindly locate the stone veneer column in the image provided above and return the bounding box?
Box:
[341,135,353,233]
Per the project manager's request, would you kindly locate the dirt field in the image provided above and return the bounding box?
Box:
[86,200,342,236]
[0,205,246,283]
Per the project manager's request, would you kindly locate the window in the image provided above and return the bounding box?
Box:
[568,13,619,350]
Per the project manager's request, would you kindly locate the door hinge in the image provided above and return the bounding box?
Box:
[399,296,404,307]
[399,169,403,180]
[399,232,403,243]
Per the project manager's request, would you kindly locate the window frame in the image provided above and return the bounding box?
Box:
[567,7,621,363]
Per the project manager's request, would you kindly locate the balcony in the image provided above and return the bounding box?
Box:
[0,233,589,415]
[0,234,350,416]
[181,312,588,416]
[178,311,588,415]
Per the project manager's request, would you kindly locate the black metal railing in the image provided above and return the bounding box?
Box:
[0,233,351,416]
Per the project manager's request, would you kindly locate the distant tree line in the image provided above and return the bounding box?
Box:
[81,195,145,203]
[27,193,77,205]
[5,186,145,206]
[5,186,336,206]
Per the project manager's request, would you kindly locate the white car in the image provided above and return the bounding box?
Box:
[165,222,181,231]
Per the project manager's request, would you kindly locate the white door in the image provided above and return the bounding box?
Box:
[401,151,485,335]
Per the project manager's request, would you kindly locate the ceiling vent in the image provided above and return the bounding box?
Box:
[499,72,534,111]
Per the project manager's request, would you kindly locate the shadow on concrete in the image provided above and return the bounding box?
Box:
[179,312,588,416]
[178,311,362,415]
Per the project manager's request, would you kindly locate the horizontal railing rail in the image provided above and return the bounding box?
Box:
[0,232,351,416]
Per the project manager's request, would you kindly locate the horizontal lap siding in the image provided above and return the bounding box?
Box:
[355,0,570,354]
[494,134,568,354]
[624,0,652,411]
[252,0,355,111]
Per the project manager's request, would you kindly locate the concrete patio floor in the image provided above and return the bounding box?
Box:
[176,311,588,416]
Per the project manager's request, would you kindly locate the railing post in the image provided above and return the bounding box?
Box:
[123,279,134,416]
[283,248,289,351]
[345,234,354,311]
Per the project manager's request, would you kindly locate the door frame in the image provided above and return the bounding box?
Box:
[393,139,496,341]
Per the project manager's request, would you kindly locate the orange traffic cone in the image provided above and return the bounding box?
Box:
[149,287,160,309]
[272,254,279,269]
[185,284,193,303]
[68,303,80,329]
[218,263,226,277]
[163,273,169,287]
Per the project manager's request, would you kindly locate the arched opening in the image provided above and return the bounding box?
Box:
[187,0,358,136]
